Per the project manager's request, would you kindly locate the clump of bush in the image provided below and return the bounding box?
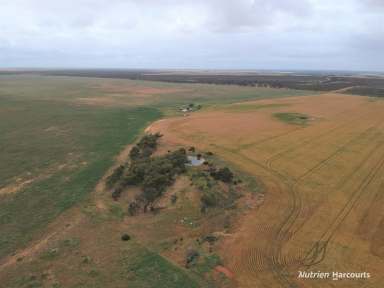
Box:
[171,194,178,204]
[108,133,163,200]
[106,164,126,188]
[109,134,241,216]
[129,133,162,160]
[121,234,131,241]
[109,133,189,214]
[191,171,215,191]
[203,235,218,245]
[125,148,188,211]
[210,167,234,183]
[112,185,124,200]
[185,249,199,268]
[201,191,221,213]
[128,201,140,216]
[189,171,223,212]
[189,165,239,212]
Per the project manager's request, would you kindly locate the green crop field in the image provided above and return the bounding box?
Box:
[0,76,162,258]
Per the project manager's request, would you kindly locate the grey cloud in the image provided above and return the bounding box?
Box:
[361,0,384,8]
[171,0,314,32]
[0,0,382,71]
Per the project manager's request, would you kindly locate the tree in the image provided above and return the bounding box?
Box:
[112,185,124,200]
[129,133,162,161]
[106,165,125,188]
[129,146,140,160]
[201,192,218,208]
[112,135,189,214]
[171,194,178,204]
[185,249,199,268]
[128,201,139,216]
[137,133,162,151]
[211,167,234,183]
[121,234,131,241]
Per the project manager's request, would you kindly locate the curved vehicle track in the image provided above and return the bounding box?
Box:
[147,94,384,288]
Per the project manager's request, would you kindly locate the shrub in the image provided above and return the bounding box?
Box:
[121,234,131,241]
[129,133,162,161]
[119,140,188,210]
[128,201,140,216]
[201,191,218,208]
[190,167,239,211]
[112,185,124,200]
[171,194,178,204]
[203,235,218,244]
[129,146,140,160]
[210,167,234,183]
[106,164,125,188]
[136,133,162,155]
[185,249,199,268]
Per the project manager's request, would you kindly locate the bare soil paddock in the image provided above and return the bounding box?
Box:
[148,93,384,288]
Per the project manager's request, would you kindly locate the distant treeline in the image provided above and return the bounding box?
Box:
[38,70,384,93]
[4,69,384,96]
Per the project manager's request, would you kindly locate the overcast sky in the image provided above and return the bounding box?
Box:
[0,0,383,71]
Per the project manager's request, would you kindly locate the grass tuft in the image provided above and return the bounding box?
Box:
[273,112,310,125]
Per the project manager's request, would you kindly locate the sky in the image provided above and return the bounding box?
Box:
[0,0,383,71]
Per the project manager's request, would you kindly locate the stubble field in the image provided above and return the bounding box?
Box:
[149,93,384,287]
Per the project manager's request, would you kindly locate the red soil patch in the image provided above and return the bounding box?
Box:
[215,265,235,278]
